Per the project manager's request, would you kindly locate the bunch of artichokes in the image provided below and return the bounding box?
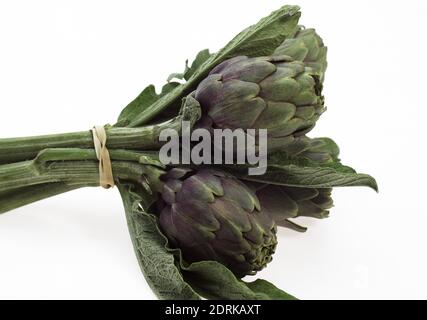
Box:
[0,5,376,300]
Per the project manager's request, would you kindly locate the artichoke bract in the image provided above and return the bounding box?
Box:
[274,26,328,82]
[252,183,333,232]
[157,168,277,278]
[194,55,325,152]
[273,136,340,164]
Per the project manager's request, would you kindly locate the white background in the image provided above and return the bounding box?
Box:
[0,0,426,299]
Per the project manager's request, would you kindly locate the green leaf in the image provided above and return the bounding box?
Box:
[277,138,377,190]
[245,279,297,300]
[116,82,180,127]
[166,50,212,86]
[234,156,378,191]
[184,49,212,81]
[183,260,297,300]
[117,182,200,300]
[222,135,377,191]
[117,85,158,127]
[213,5,301,59]
[167,72,186,83]
[127,5,301,127]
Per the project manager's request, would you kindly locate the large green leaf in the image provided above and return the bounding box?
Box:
[219,136,377,191]
[233,154,378,191]
[118,182,200,300]
[126,5,301,127]
[273,164,377,188]
[183,260,297,300]
[214,5,301,58]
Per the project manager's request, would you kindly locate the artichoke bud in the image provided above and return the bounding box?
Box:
[272,136,340,164]
[274,26,328,83]
[250,182,333,232]
[157,168,278,278]
[195,54,325,152]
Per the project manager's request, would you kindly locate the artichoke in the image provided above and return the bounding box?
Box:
[194,55,325,152]
[193,26,327,153]
[157,168,277,278]
[156,166,334,277]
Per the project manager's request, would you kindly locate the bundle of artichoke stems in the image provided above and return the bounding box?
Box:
[0,5,377,300]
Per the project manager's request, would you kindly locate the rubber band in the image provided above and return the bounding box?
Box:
[91,126,114,189]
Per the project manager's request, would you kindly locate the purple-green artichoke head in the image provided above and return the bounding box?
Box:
[157,168,277,278]
[194,26,327,152]
[195,55,325,151]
